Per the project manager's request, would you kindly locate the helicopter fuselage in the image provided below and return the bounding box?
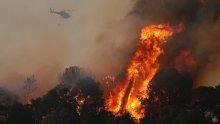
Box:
[51,10,71,19]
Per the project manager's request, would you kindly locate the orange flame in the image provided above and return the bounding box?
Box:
[105,24,183,122]
[74,94,85,115]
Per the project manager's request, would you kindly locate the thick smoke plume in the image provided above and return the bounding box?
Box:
[96,0,220,86]
[128,0,220,87]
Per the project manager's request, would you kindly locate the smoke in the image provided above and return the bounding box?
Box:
[194,19,220,86]
[0,87,17,105]
[0,0,134,101]
[122,0,220,87]
[1,0,220,102]
[76,1,136,77]
[87,0,220,88]
[88,0,220,88]
[0,32,69,100]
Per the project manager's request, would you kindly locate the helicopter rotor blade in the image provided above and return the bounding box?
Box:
[64,9,74,12]
[50,7,74,12]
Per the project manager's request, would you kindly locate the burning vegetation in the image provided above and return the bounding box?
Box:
[105,24,184,121]
[0,66,219,124]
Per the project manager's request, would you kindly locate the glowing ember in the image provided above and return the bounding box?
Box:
[74,94,85,115]
[105,24,183,122]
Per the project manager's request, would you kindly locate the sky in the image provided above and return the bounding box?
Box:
[0,0,220,101]
[0,0,134,98]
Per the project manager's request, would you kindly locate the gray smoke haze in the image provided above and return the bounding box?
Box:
[0,0,134,101]
[1,0,220,101]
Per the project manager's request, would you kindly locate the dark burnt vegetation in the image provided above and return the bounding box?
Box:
[0,66,219,124]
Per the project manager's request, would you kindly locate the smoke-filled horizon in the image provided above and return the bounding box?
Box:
[0,0,220,102]
[0,0,134,100]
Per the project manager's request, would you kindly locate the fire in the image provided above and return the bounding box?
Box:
[175,50,197,73]
[105,24,184,122]
[74,93,85,115]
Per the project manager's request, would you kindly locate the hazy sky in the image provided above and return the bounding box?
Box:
[0,0,134,98]
[1,0,219,100]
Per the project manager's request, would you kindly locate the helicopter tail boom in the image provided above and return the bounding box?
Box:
[50,8,54,13]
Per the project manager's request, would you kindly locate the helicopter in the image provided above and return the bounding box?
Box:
[50,8,71,19]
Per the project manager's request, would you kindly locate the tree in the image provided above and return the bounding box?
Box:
[191,86,220,123]
[0,87,17,123]
[59,66,81,85]
[75,77,105,124]
[0,88,17,106]
[24,75,37,104]
[33,84,80,124]
[7,103,34,124]
[37,67,112,124]
[116,113,136,124]
[145,68,193,118]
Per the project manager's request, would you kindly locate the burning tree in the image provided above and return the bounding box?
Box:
[30,66,115,124]
[105,24,184,122]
